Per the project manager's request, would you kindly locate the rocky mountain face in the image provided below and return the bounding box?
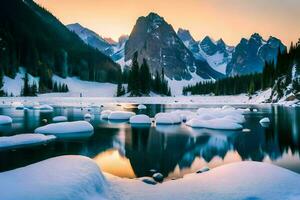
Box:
[124,13,223,80]
[177,29,233,75]
[226,33,286,76]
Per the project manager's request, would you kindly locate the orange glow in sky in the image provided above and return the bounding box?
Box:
[35,0,300,46]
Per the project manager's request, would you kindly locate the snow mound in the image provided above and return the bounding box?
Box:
[84,113,92,119]
[137,104,147,110]
[130,115,152,124]
[35,121,94,139]
[186,117,243,130]
[155,112,181,125]
[0,155,108,200]
[101,110,112,119]
[170,110,197,122]
[260,117,270,123]
[108,161,300,200]
[53,116,68,123]
[108,111,136,120]
[33,104,54,112]
[0,115,13,125]
[0,134,56,150]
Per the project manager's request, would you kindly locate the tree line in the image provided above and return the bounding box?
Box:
[183,39,300,97]
[117,52,171,97]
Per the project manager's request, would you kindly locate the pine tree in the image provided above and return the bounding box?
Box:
[129,52,140,96]
[139,58,151,95]
[116,81,124,97]
[31,82,38,96]
[53,82,58,92]
[0,68,4,97]
[22,73,30,96]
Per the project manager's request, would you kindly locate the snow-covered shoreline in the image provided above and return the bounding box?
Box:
[1,155,300,200]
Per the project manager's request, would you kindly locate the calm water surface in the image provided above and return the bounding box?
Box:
[0,103,300,180]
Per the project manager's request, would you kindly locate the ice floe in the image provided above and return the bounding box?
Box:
[108,111,136,120]
[137,104,147,110]
[155,112,181,125]
[0,115,13,125]
[0,134,56,150]
[35,121,94,139]
[130,115,152,124]
[101,110,112,119]
[186,117,243,130]
[52,116,68,123]
[260,117,270,123]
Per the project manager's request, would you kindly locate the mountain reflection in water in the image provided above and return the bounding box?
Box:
[0,104,300,179]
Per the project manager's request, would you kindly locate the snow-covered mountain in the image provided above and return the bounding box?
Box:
[177,29,233,75]
[67,23,114,56]
[67,23,129,68]
[125,13,224,81]
[226,33,286,76]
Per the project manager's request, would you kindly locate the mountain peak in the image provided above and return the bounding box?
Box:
[146,12,163,20]
[177,28,195,43]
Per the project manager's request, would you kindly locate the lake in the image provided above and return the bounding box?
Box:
[0,103,300,180]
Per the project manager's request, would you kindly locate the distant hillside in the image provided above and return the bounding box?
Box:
[0,0,121,91]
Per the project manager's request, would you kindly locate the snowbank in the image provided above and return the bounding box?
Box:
[0,134,56,150]
[0,115,13,125]
[108,161,300,200]
[101,110,112,119]
[0,156,108,200]
[137,104,147,110]
[108,111,136,120]
[53,116,68,123]
[130,115,152,124]
[155,112,182,125]
[35,121,94,139]
[186,117,243,130]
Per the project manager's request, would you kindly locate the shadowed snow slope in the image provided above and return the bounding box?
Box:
[0,156,108,200]
[108,161,300,200]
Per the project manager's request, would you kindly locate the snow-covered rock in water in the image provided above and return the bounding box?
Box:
[52,116,68,123]
[197,107,245,124]
[0,134,56,150]
[0,155,108,200]
[108,111,136,120]
[12,102,24,110]
[186,117,243,130]
[0,115,13,125]
[137,104,147,110]
[260,117,270,123]
[170,110,197,122]
[130,115,152,124]
[152,173,164,183]
[155,112,181,125]
[101,110,112,119]
[84,113,92,119]
[196,166,210,174]
[35,121,94,139]
[33,104,54,111]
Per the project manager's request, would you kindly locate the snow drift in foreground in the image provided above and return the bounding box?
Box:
[0,156,108,200]
[0,134,56,150]
[1,156,300,200]
[108,161,300,200]
[34,121,94,139]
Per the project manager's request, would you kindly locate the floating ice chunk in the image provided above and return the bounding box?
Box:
[253,109,258,112]
[0,155,108,200]
[108,111,136,120]
[186,117,243,130]
[0,134,56,150]
[0,115,12,125]
[171,110,197,122]
[155,112,181,125]
[100,110,112,119]
[53,116,68,123]
[130,115,151,124]
[35,121,94,139]
[33,104,54,111]
[260,117,270,123]
[137,104,147,110]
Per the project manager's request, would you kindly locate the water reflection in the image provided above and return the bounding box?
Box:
[0,104,300,178]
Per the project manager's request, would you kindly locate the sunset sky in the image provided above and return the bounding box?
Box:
[35,0,300,46]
